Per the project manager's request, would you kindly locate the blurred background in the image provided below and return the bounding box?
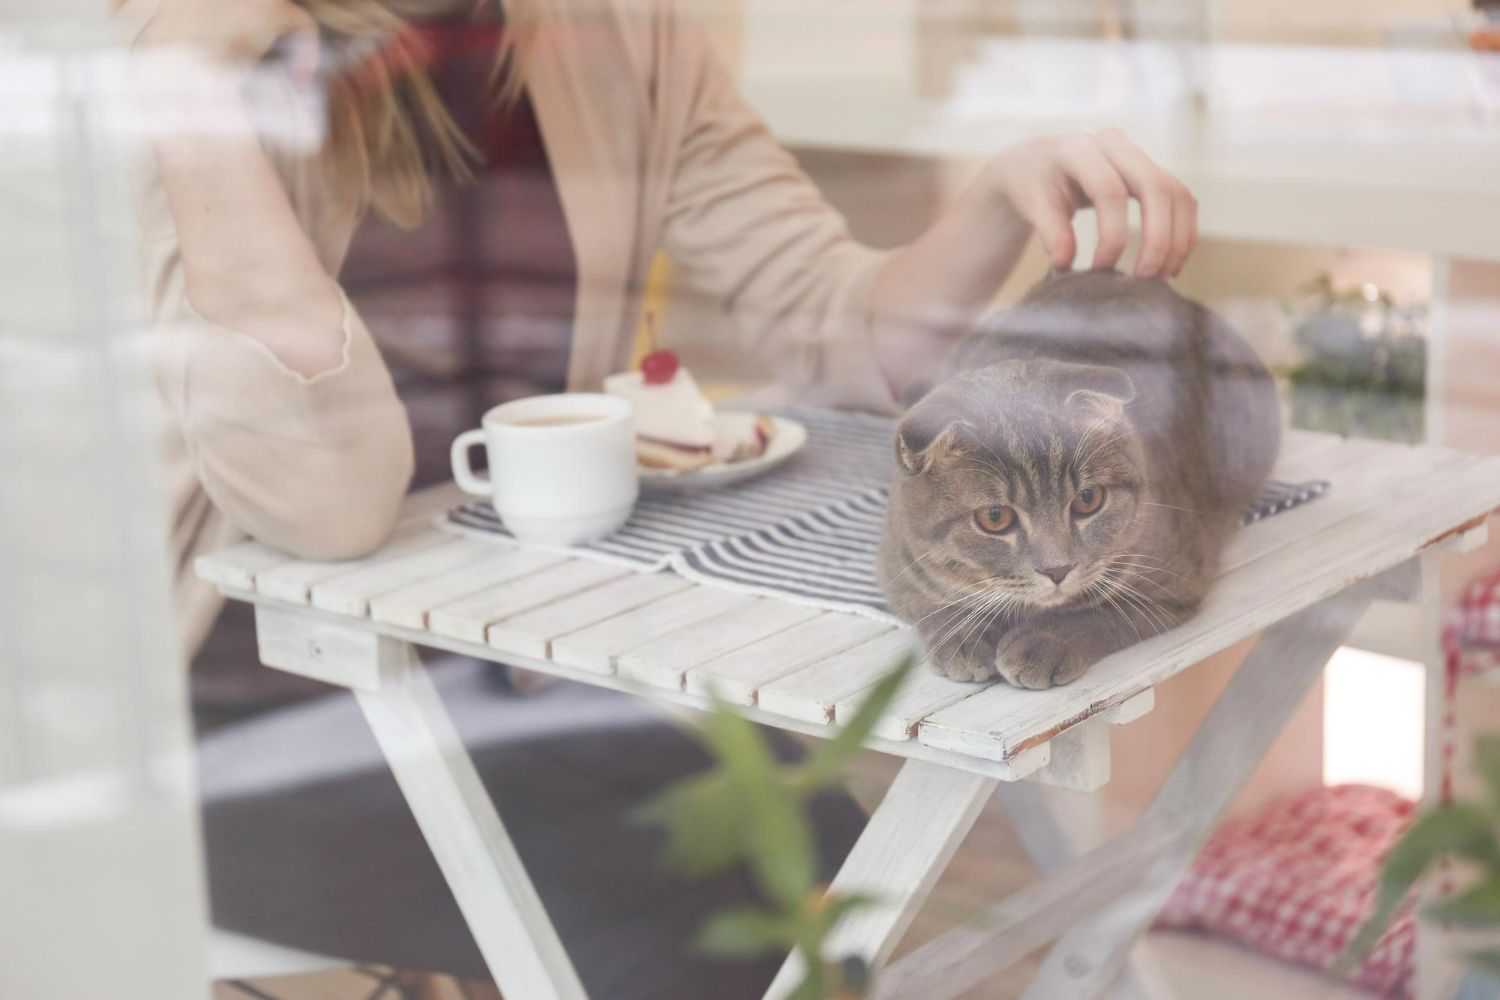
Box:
[3,0,1499,998]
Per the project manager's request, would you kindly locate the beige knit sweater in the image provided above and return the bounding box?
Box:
[120,0,897,656]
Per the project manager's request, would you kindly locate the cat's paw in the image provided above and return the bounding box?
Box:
[995,631,1092,689]
[928,651,999,684]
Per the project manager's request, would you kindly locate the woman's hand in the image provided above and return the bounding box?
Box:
[871,129,1197,403]
[985,129,1197,279]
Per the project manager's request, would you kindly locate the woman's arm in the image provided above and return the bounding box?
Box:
[871,132,1198,401]
[136,6,346,377]
[129,4,414,559]
[652,3,1194,413]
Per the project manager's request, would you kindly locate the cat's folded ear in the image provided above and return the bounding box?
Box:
[1058,364,1135,420]
[895,396,972,475]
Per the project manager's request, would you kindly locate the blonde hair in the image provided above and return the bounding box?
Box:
[307,0,539,227]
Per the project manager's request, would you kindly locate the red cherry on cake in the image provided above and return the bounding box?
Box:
[641,349,679,385]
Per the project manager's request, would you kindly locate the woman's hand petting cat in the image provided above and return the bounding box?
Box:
[870,129,1196,403]
[985,130,1198,279]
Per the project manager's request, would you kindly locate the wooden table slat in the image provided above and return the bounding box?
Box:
[200,432,1500,780]
[194,480,467,594]
[369,548,568,631]
[1272,428,1344,464]
[549,587,756,675]
[195,540,292,590]
[484,572,695,661]
[685,613,896,704]
[309,538,494,617]
[834,666,978,742]
[757,630,922,725]
[1223,436,1450,574]
[256,525,452,605]
[427,559,631,643]
[616,599,825,690]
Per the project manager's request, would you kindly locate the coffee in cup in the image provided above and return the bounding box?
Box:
[450,393,638,545]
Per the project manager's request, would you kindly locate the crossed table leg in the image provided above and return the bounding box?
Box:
[246,558,1409,1000]
[868,565,1404,1000]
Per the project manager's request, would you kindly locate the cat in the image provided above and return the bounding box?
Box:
[877,269,1281,689]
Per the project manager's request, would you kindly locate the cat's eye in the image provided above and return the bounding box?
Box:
[974,505,1017,535]
[1071,486,1106,517]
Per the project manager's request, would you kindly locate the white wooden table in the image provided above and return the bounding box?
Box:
[197,430,1500,1000]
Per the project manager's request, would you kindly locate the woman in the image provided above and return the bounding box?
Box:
[123,0,1197,993]
[124,0,1195,653]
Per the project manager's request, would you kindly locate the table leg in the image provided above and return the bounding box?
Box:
[762,760,997,1000]
[994,782,1170,1000]
[876,578,1383,1000]
[1018,584,1374,999]
[253,606,589,1000]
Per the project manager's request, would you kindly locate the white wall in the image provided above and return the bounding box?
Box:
[0,9,212,998]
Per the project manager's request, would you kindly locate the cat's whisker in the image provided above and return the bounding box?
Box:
[1102,574,1178,635]
[1107,564,1181,594]
[1076,424,1140,471]
[1110,553,1193,583]
[967,589,1026,655]
[942,593,1004,656]
[881,545,938,590]
[931,584,1024,658]
[1139,501,1203,516]
[928,594,997,654]
[910,576,1013,632]
[1100,581,1162,637]
[1091,581,1142,643]
[1071,417,1117,470]
[951,459,1014,492]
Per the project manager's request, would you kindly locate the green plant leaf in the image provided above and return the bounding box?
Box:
[696,907,793,959]
[1337,803,1500,977]
[1426,875,1500,927]
[812,892,881,938]
[787,969,826,1000]
[634,772,746,877]
[1475,736,1500,806]
[800,655,918,791]
[701,701,819,911]
[1466,948,1500,982]
[744,795,818,913]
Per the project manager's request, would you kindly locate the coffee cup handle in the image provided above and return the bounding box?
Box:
[450,429,491,497]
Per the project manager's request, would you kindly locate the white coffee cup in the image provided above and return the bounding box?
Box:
[451,393,638,546]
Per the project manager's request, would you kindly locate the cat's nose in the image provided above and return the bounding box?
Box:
[1037,564,1074,585]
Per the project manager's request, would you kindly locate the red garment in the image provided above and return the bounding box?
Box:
[1158,784,1417,998]
[339,18,578,486]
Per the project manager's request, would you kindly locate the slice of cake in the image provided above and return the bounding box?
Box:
[604,350,716,471]
[712,411,776,464]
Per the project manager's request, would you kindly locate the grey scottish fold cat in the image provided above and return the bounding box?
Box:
[878,269,1281,689]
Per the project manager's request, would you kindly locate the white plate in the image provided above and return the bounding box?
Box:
[639,415,807,494]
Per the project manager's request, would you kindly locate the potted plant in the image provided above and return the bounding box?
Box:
[1342,736,1500,999]
[639,656,916,999]
[1285,273,1427,443]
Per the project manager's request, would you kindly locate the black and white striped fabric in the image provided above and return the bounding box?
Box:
[444,407,1328,622]
[445,406,895,570]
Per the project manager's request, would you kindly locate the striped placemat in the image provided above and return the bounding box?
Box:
[444,406,894,570]
[443,407,1327,621]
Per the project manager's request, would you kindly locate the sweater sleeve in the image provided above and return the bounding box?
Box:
[146,228,416,559]
[651,1,899,414]
[120,0,414,560]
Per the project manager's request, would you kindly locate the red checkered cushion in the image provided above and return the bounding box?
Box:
[1453,568,1500,651]
[1157,784,1417,997]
